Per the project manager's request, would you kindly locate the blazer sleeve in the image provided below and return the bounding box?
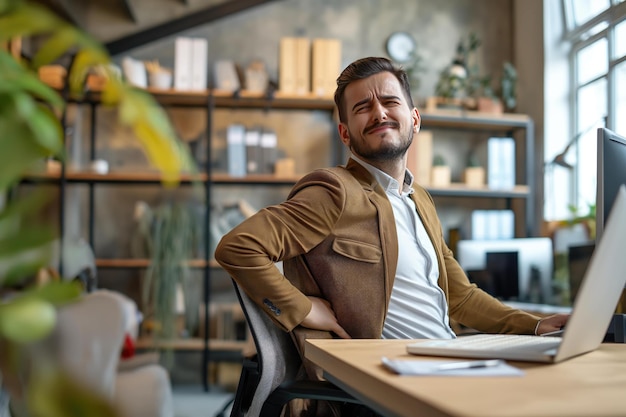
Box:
[214,169,347,332]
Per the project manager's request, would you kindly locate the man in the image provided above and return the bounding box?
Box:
[215,55,567,379]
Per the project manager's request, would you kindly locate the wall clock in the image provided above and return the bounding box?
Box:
[385,32,416,63]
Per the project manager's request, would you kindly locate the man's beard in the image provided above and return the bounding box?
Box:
[349,123,413,162]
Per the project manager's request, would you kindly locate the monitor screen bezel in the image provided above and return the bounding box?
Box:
[596,128,626,243]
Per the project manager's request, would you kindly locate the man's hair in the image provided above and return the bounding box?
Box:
[334,57,414,123]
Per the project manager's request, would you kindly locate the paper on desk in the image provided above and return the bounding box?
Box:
[381,357,524,377]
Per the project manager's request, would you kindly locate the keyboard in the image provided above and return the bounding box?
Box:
[410,334,562,352]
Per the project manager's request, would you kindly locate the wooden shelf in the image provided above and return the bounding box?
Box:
[95,258,219,268]
[426,183,530,198]
[421,109,532,130]
[76,87,335,110]
[23,170,302,185]
[135,337,247,352]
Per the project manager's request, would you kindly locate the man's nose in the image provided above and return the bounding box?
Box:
[371,101,388,123]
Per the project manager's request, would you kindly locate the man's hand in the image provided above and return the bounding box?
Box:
[301,296,351,339]
[535,314,570,335]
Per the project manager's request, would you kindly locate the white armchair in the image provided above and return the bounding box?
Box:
[17,290,174,417]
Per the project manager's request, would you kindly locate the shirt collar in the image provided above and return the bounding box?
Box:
[350,155,415,195]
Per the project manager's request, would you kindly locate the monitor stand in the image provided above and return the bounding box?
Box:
[605,314,626,343]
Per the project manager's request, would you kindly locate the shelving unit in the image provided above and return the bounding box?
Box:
[420,109,535,237]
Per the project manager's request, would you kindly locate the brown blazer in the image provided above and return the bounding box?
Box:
[215,159,540,359]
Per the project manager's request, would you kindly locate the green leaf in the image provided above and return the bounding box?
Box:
[0,52,65,110]
[19,281,83,306]
[0,113,52,189]
[0,226,56,257]
[69,47,111,94]
[0,3,65,42]
[31,26,77,69]
[26,103,64,154]
[28,368,119,417]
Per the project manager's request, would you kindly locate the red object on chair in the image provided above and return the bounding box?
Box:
[121,333,135,359]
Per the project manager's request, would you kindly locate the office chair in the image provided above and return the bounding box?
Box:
[226,279,362,417]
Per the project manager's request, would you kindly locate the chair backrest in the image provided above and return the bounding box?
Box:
[231,280,302,417]
[43,290,128,399]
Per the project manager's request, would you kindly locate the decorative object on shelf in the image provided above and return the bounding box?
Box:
[433,33,517,113]
[145,60,173,90]
[214,59,241,92]
[430,154,451,187]
[463,153,485,187]
[38,64,67,89]
[274,158,296,178]
[245,59,269,93]
[122,56,148,88]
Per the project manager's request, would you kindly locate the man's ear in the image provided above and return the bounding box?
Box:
[338,123,351,146]
[412,107,421,133]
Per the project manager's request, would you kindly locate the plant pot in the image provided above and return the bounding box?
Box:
[463,166,485,187]
[431,166,451,187]
[477,97,503,114]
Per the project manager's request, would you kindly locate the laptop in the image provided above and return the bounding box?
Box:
[407,185,626,363]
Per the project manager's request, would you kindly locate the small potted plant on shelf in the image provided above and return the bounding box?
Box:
[463,153,485,187]
[430,154,451,187]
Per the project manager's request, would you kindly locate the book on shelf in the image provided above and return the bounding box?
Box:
[471,209,515,240]
[174,36,208,91]
[487,137,515,189]
[406,130,433,186]
[279,37,310,95]
[190,38,208,91]
[174,37,193,90]
[311,38,342,97]
[226,124,247,177]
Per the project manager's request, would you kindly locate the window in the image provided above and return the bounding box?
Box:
[559,0,626,217]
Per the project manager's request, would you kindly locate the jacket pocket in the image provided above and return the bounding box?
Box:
[332,237,381,263]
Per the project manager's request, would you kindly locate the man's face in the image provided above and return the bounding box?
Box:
[338,71,420,163]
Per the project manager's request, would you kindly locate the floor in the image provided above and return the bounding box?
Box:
[173,385,235,417]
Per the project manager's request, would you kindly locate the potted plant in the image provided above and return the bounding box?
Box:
[134,201,201,342]
[463,153,485,187]
[0,1,193,415]
[431,154,451,187]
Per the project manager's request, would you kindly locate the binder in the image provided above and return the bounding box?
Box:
[279,37,297,94]
[174,37,193,90]
[259,129,278,174]
[227,124,247,177]
[487,137,515,189]
[294,38,311,95]
[244,128,262,174]
[311,38,342,97]
[190,38,208,91]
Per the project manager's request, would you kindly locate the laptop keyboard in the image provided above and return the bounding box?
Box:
[417,334,562,351]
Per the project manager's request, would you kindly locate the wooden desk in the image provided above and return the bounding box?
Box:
[305,339,626,417]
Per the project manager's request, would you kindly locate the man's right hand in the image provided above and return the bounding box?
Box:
[301,296,351,339]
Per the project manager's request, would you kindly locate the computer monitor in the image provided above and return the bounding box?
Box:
[596,128,626,243]
[456,238,553,304]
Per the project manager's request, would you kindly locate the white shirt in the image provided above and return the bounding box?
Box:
[351,156,456,339]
